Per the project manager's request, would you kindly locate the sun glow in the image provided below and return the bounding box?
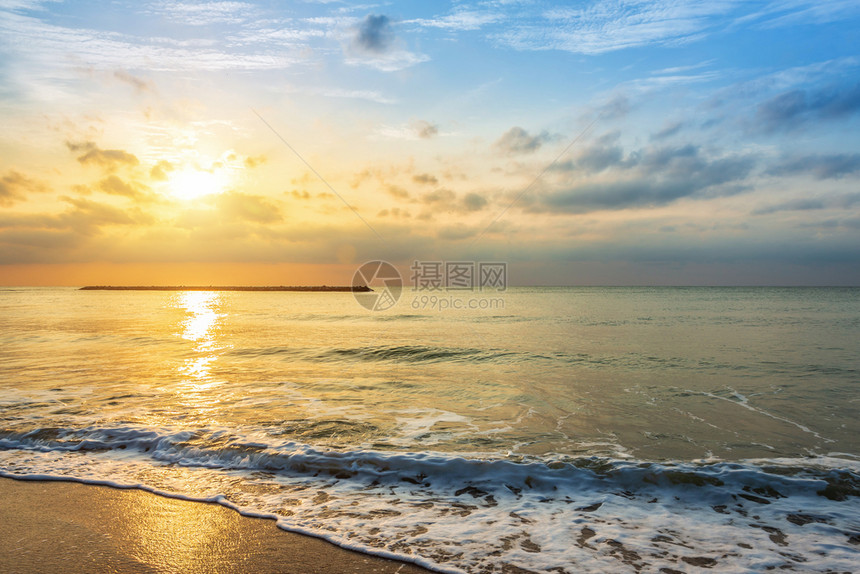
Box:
[168,168,229,201]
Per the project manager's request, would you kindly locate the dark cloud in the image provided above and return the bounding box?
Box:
[96,175,151,200]
[67,141,139,171]
[766,153,860,179]
[412,173,438,185]
[0,175,25,206]
[752,198,825,215]
[752,193,860,215]
[412,120,439,139]
[114,70,153,93]
[462,192,488,211]
[0,170,48,206]
[244,155,267,168]
[387,185,410,199]
[437,226,477,240]
[354,14,394,54]
[150,160,174,181]
[630,143,699,170]
[421,188,456,204]
[495,127,557,155]
[62,197,137,228]
[211,191,282,223]
[650,121,684,141]
[533,144,756,213]
[575,144,624,173]
[596,94,631,120]
[755,82,860,132]
[0,230,81,259]
[0,212,58,231]
[377,207,410,218]
[57,197,155,235]
[757,90,807,131]
[419,188,488,215]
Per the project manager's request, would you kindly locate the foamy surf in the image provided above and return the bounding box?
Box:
[0,425,858,573]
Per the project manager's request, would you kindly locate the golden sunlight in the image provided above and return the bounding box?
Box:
[179,291,220,343]
[168,168,229,201]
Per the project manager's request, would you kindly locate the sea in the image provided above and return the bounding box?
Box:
[0,286,858,573]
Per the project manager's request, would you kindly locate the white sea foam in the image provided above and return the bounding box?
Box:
[1,425,858,573]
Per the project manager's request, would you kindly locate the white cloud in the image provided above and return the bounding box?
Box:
[495,0,742,54]
[375,120,440,141]
[344,49,429,72]
[0,0,59,9]
[145,1,259,26]
[408,9,504,31]
[319,88,398,105]
[735,0,860,29]
[490,0,860,55]
[0,11,303,75]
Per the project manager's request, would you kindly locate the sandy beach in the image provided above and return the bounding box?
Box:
[0,478,433,574]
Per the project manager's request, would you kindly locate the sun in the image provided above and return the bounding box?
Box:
[168,168,229,201]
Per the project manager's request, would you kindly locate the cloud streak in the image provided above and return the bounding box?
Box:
[68,142,140,171]
[767,153,860,180]
[495,127,558,155]
[0,170,48,206]
[495,1,740,54]
[529,144,756,213]
[755,82,860,132]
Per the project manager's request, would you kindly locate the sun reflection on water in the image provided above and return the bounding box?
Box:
[172,291,231,421]
[179,291,220,347]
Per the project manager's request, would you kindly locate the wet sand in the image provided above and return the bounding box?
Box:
[0,478,433,574]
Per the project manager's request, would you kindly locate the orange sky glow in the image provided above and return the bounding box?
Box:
[2,1,860,286]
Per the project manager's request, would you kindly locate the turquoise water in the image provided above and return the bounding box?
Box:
[1,287,858,572]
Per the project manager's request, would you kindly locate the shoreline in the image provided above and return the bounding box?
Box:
[0,477,433,574]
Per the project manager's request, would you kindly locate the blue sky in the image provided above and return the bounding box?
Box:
[1,0,859,285]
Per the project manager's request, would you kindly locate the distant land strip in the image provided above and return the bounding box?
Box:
[79,285,372,292]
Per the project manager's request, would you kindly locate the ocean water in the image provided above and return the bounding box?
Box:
[0,286,858,572]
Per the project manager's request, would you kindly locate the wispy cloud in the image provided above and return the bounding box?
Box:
[527,143,757,214]
[755,81,860,133]
[495,1,741,54]
[408,9,504,31]
[491,1,860,55]
[308,87,398,105]
[650,121,685,141]
[0,170,50,206]
[752,193,860,215]
[95,175,155,202]
[0,9,302,77]
[494,126,559,155]
[145,1,259,26]
[376,120,441,140]
[210,190,282,223]
[766,153,860,180]
[736,0,860,29]
[67,142,140,171]
[113,70,154,94]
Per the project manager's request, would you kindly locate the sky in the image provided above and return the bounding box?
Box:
[1,0,859,286]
